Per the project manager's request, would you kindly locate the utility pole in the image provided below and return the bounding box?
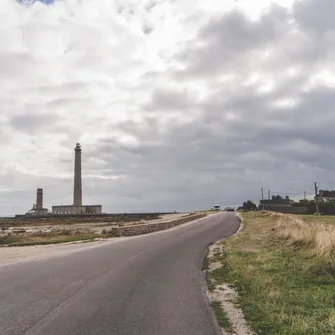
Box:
[261,187,264,200]
[314,182,320,215]
[304,191,306,200]
[268,190,271,200]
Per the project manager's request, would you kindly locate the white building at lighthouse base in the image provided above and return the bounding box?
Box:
[51,205,102,215]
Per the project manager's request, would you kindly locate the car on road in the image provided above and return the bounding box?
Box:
[224,207,235,212]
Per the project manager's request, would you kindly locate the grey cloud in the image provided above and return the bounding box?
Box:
[176,5,288,76]
[293,0,335,35]
[126,25,335,208]
[200,5,287,50]
[173,1,334,82]
[0,51,37,79]
[145,1,157,12]
[146,88,194,111]
[9,113,61,134]
[142,25,154,34]
[90,118,281,209]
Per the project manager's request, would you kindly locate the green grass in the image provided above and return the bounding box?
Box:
[211,301,234,333]
[299,215,335,225]
[0,235,20,246]
[0,234,99,247]
[202,247,210,271]
[203,250,216,292]
[214,212,335,335]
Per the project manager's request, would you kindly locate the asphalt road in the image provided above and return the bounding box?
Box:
[0,212,240,335]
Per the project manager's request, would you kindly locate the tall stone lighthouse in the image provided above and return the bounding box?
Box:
[51,143,102,215]
[73,142,82,207]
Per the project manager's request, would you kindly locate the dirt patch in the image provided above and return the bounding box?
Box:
[206,242,255,335]
[206,242,254,335]
[0,238,114,267]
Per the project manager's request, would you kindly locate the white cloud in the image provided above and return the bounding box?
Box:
[0,0,334,215]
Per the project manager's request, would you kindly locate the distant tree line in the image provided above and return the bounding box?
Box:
[294,199,335,215]
[238,197,335,215]
[237,200,258,211]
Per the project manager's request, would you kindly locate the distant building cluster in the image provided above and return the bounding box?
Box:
[260,195,294,209]
[257,188,335,215]
[258,195,302,214]
[316,190,335,202]
[25,143,102,216]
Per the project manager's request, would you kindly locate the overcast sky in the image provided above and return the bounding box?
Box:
[0,0,334,215]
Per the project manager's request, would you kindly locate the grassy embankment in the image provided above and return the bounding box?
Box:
[206,211,335,335]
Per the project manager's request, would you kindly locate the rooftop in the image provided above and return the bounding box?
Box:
[318,190,335,197]
[260,195,294,205]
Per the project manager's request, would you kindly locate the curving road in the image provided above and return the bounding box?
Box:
[0,212,239,335]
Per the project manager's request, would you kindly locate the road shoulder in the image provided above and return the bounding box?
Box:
[203,214,254,335]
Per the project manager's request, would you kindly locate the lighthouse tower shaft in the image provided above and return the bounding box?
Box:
[73,143,82,207]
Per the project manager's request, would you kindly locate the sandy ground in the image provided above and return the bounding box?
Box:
[0,239,117,268]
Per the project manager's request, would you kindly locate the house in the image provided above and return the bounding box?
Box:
[259,195,308,214]
[260,195,294,209]
[316,190,335,202]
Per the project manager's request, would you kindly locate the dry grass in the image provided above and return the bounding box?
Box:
[274,214,335,263]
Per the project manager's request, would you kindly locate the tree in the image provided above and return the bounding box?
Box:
[297,199,315,206]
[242,200,257,211]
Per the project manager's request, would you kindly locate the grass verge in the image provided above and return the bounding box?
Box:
[211,301,234,333]
[203,246,234,333]
[214,211,335,335]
